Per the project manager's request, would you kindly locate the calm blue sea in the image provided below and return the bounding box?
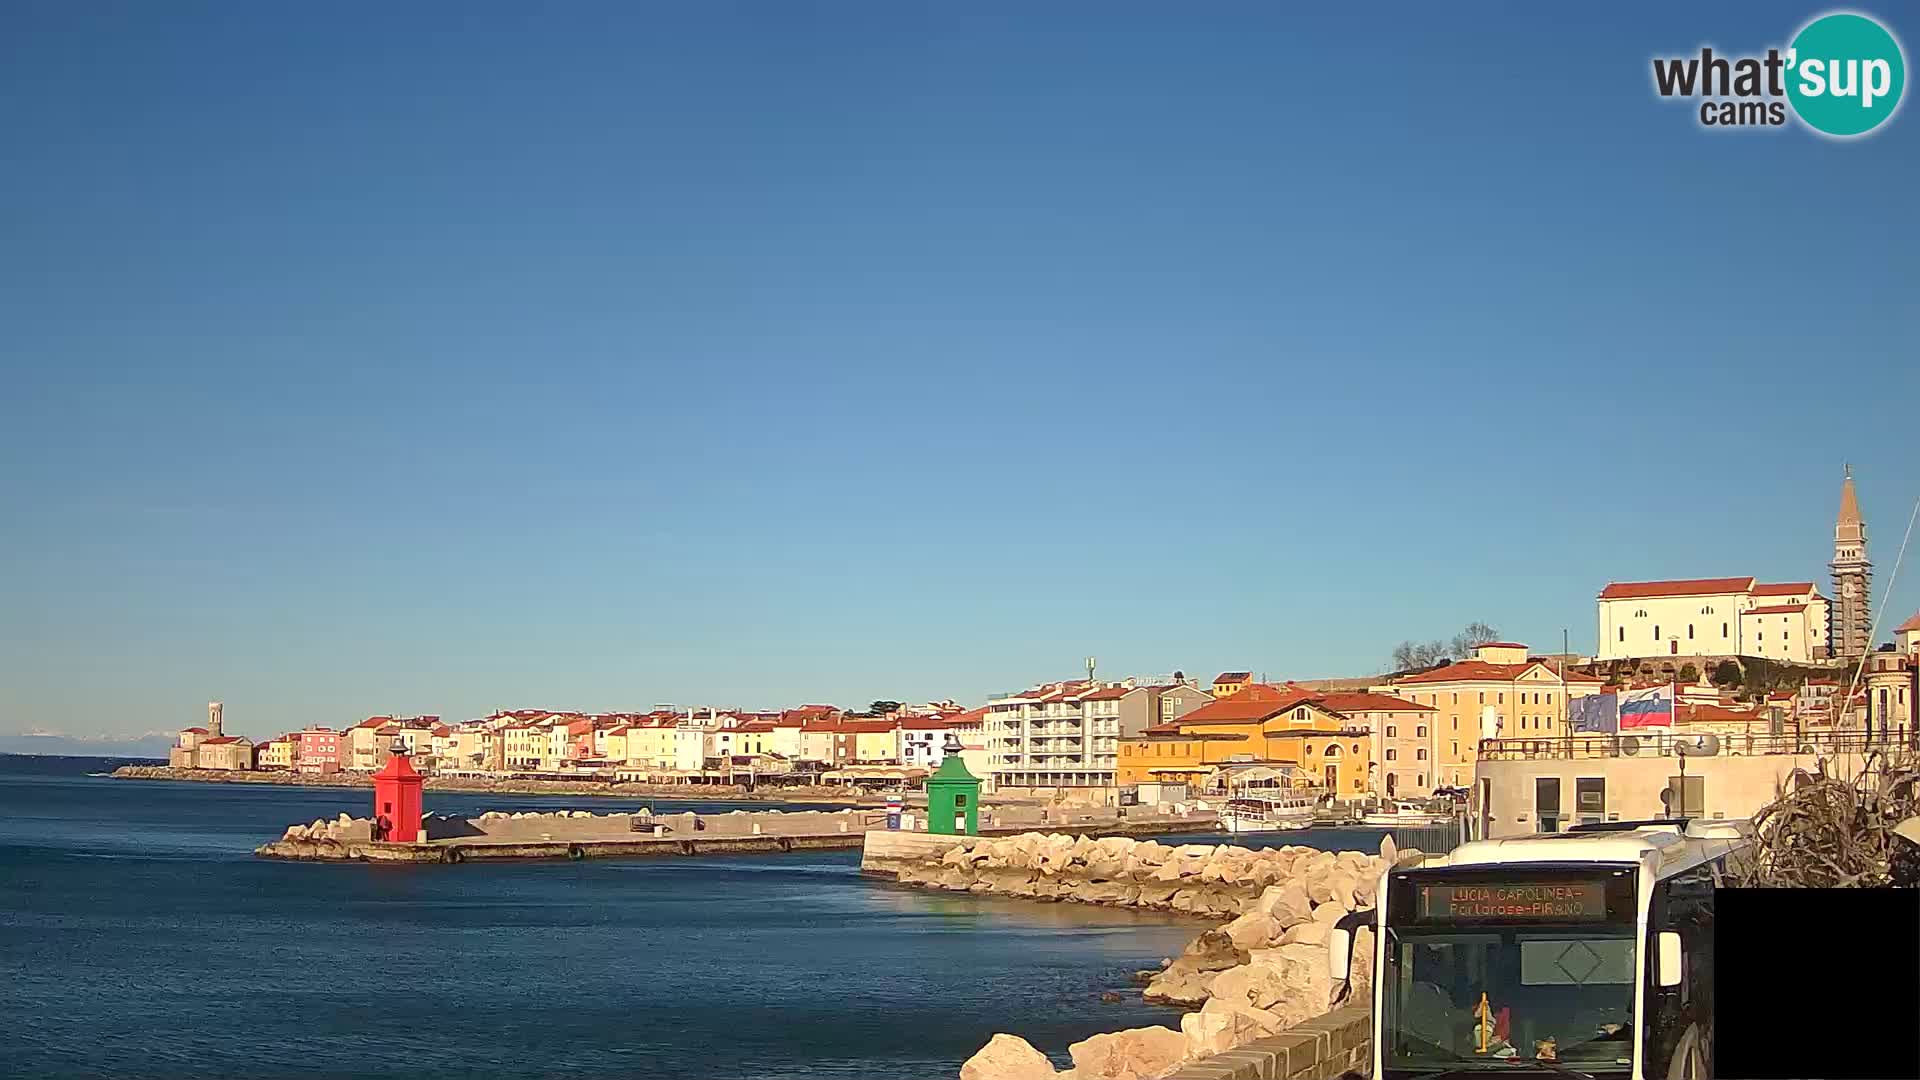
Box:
[1,756,1214,1080]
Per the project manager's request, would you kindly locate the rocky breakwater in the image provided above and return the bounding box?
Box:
[940,833,1408,1080]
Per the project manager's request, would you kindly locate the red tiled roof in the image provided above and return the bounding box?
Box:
[896,716,952,730]
[1171,689,1320,725]
[946,706,990,727]
[1598,577,1755,600]
[835,719,897,734]
[181,727,209,735]
[1315,691,1434,714]
[1077,686,1131,701]
[1752,582,1815,596]
[1898,612,1920,634]
[356,715,393,729]
[1677,704,1764,723]
[1475,642,1528,649]
[735,721,777,733]
[200,736,246,745]
[1745,603,1807,615]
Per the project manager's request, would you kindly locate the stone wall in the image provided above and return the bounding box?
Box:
[873,831,1410,1079]
[1159,1007,1370,1080]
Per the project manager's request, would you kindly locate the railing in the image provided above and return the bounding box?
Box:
[1478,731,1899,761]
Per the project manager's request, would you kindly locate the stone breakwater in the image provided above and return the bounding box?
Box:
[258,808,880,862]
[865,831,1406,1080]
[111,764,861,803]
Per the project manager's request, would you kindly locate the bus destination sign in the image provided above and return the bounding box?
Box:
[1416,881,1608,922]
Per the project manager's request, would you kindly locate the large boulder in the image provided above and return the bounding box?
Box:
[1205,959,1292,1013]
[961,1034,1058,1080]
[1253,942,1337,1029]
[1180,930,1248,973]
[1260,881,1314,928]
[1180,997,1285,1059]
[1067,1026,1187,1080]
[1221,909,1277,952]
[1141,965,1216,1007]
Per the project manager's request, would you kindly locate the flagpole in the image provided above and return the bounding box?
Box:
[1561,628,1570,760]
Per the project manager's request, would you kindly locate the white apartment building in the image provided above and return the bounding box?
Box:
[986,681,1132,793]
[1596,577,1831,662]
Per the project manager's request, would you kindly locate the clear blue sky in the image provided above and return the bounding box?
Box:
[3,2,1916,739]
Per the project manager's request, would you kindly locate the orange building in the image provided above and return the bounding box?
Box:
[1117,684,1370,796]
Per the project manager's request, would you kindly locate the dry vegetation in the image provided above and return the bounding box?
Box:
[1740,748,1920,887]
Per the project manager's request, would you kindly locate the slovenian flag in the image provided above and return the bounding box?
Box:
[1619,685,1675,729]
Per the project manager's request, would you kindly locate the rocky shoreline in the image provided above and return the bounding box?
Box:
[870,831,1411,1079]
[109,765,869,804]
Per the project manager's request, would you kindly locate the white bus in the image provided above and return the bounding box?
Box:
[1330,818,1748,1080]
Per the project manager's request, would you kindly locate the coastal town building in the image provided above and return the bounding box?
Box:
[1211,672,1253,699]
[292,727,341,773]
[169,702,254,771]
[986,677,1210,799]
[1378,642,1604,789]
[257,736,296,770]
[1114,684,1372,796]
[1312,690,1438,799]
[1594,578,1832,663]
[1831,467,1872,661]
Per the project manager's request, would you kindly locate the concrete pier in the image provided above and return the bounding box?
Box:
[257,807,1219,864]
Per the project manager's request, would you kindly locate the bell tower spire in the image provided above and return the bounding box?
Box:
[1830,465,1872,661]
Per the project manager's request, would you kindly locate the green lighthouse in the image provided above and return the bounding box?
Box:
[925,734,981,836]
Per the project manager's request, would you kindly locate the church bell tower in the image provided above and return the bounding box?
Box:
[1830,466,1872,661]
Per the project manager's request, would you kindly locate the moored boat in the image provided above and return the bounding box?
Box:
[1219,790,1320,834]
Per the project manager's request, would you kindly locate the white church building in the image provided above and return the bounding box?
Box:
[1596,577,1830,663]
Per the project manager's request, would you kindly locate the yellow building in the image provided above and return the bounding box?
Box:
[257,737,296,770]
[602,726,630,763]
[623,720,678,768]
[1116,686,1371,796]
[1379,642,1604,789]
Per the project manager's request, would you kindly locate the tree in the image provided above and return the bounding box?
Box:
[1448,622,1502,660]
[1678,663,1700,683]
[1711,660,1743,687]
[870,700,904,717]
[1390,623,1502,673]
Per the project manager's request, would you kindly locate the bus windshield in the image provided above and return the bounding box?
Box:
[1381,868,1638,1075]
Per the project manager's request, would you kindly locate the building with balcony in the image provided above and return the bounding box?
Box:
[987,678,1208,799]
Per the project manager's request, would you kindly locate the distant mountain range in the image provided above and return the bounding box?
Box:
[0,733,175,758]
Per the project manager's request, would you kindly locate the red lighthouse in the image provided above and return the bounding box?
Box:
[371,740,424,843]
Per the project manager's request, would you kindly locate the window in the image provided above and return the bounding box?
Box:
[1416,749,1427,760]
[1416,725,1428,737]
[1722,622,1729,637]
[1451,693,1458,705]
[1546,693,1554,705]
[1498,693,1504,704]
[1386,749,1398,761]
[1619,628,1626,642]
[1687,624,1694,639]
[1654,625,1661,639]
[1575,777,1606,823]
[1451,740,1459,756]
[1535,776,1562,833]
[1386,725,1397,737]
